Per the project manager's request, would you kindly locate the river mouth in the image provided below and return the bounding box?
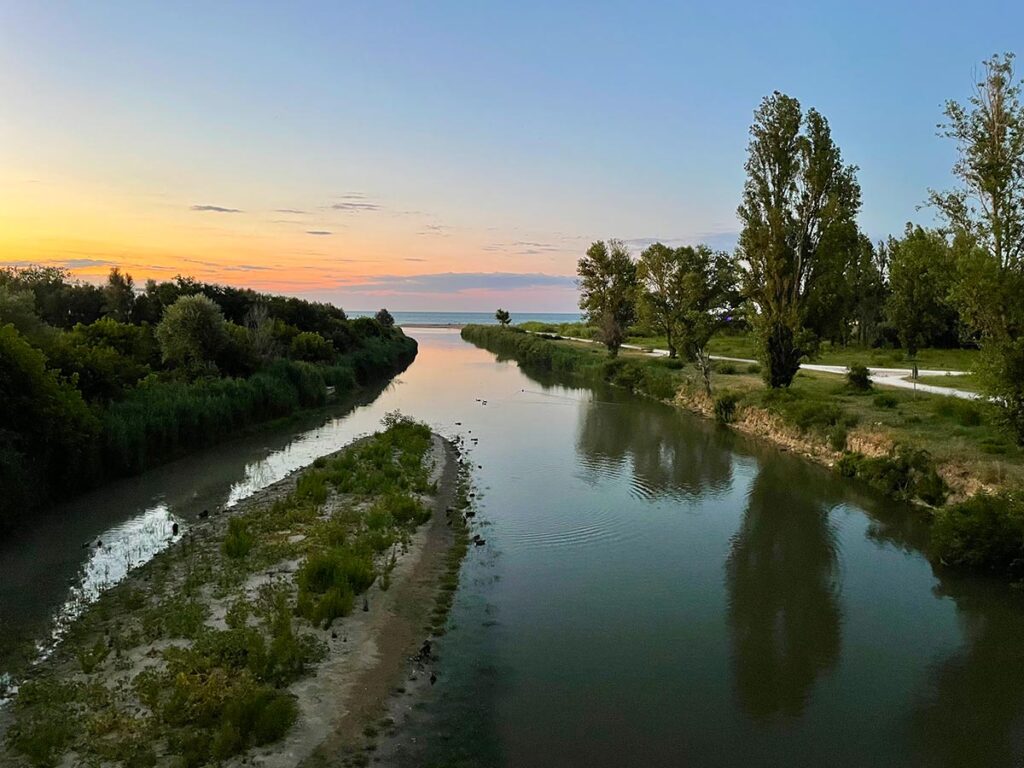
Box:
[4,328,1024,767]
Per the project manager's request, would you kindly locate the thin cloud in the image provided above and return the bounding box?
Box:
[306,230,333,236]
[275,208,308,214]
[191,204,242,213]
[417,224,451,236]
[337,272,575,295]
[331,201,380,212]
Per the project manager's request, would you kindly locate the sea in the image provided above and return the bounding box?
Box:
[347,311,581,326]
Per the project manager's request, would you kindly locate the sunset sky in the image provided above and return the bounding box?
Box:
[2,1,1022,311]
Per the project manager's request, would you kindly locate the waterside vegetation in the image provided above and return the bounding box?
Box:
[462,324,1024,582]
[2,415,472,768]
[0,268,417,528]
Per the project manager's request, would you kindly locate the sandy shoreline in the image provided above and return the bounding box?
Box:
[0,431,469,768]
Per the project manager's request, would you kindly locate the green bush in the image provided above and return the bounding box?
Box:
[932,492,1024,579]
[295,470,328,505]
[223,518,254,559]
[827,425,848,451]
[846,363,872,391]
[714,391,741,424]
[746,363,761,375]
[932,397,984,427]
[836,446,947,506]
[873,393,898,409]
[717,362,738,375]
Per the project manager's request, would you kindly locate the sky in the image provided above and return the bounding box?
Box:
[1,1,1022,312]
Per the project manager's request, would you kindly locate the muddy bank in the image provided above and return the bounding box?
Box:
[1,422,471,768]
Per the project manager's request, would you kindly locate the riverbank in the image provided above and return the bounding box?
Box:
[461,325,1024,580]
[1,417,472,768]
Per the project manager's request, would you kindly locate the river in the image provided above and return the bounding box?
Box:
[3,328,1024,767]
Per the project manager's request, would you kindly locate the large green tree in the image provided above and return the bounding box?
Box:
[931,54,1024,440]
[577,240,638,357]
[637,242,683,357]
[737,92,862,387]
[675,246,739,396]
[155,294,229,374]
[884,224,959,357]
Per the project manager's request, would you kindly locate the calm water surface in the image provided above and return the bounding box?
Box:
[3,329,1024,766]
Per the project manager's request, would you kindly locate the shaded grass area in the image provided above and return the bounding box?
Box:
[519,321,979,372]
[915,372,985,393]
[4,416,464,768]
[466,324,1024,581]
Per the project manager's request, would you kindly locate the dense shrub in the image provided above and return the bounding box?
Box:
[223,518,254,559]
[836,446,947,506]
[846,363,872,391]
[873,393,898,409]
[931,492,1024,579]
[932,397,984,427]
[714,391,741,424]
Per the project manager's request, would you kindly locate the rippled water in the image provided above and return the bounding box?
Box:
[3,329,1024,767]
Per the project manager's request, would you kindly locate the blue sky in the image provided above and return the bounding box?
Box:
[1,1,1021,310]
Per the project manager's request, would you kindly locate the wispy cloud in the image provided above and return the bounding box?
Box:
[337,271,575,295]
[331,201,380,212]
[191,204,242,213]
[622,230,740,252]
[306,230,332,236]
[275,208,308,214]
[417,224,451,236]
[330,192,380,212]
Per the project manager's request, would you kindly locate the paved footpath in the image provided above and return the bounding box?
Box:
[546,334,980,401]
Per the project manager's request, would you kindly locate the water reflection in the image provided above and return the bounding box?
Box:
[575,386,733,501]
[907,577,1024,768]
[726,460,843,719]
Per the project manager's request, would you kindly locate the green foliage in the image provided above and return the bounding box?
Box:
[577,239,638,356]
[4,678,82,768]
[714,391,741,424]
[738,91,861,387]
[223,517,255,559]
[375,308,395,328]
[933,54,1024,443]
[296,545,376,628]
[0,324,100,521]
[836,447,947,506]
[932,492,1024,578]
[155,294,229,373]
[637,242,738,393]
[932,397,984,427]
[884,224,960,355]
[846,363,872,391]
[827,425,848,451]
[290,331,335,363]
[874,393,899,409]
[494,308,511,326]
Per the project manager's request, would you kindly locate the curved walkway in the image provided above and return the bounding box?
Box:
[545,334,981,401]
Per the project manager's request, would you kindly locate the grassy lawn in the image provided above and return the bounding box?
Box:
[502,326,1019,488]
[522,322,980,372]
[914,372,985,393]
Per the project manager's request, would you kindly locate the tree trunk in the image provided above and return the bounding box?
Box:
[695,348,713,397]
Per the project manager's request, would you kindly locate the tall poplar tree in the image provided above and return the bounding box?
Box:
[737,92,862,387]
[932,54,1024,441]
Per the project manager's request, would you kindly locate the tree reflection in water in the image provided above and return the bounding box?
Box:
[575,384,733,500]
[726,459,842,719]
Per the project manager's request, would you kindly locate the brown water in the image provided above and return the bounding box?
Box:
[3,329,1024,767]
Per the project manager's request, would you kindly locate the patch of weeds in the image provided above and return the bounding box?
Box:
[77,639,111,674]
[714,391,741,424]
[836,446,947,506]
[873,393,898,409]
[223,516,255,559]
[932,397,984,427]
